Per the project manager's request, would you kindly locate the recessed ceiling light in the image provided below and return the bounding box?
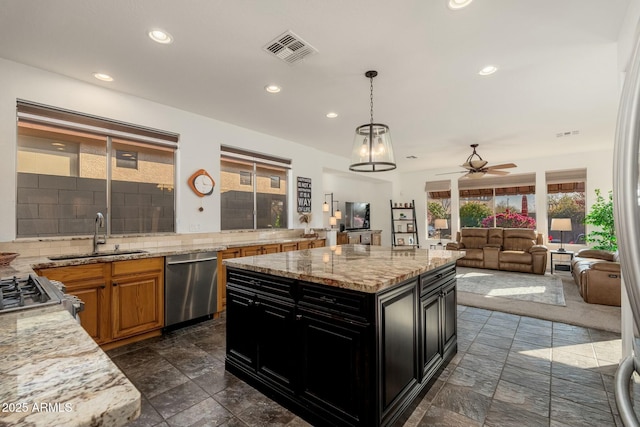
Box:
[447,0,473,10]
[148,29,173,44]
[478,65,498,76]
[265,85,281,93]
[326,112,338,118]
[93,72,114,82]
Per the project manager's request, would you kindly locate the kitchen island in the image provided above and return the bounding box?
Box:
[224,245,464,427]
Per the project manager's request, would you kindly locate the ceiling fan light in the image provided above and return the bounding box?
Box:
[466,171,486,179]
[469,159,488,169]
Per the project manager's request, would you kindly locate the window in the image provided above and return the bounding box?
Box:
[546,169,586,245]
[220,146,290,230]
[458,174,536,229]
[16,100,177,238]
[240,171,252,186]
[115,149,138,169]
[426,180,451,239]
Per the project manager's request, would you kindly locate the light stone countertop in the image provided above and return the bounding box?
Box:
[0,235,329,277]
[0,307,140,427]
[224,244,464,293]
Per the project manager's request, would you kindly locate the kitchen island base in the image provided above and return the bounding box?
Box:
[224,249,458,427]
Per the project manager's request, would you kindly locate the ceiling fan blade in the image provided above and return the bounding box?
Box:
[460,171,486,179]
[435,170,467,176]
[485,169,510,175]
[486,163,517,170]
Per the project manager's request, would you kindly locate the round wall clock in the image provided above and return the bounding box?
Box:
[188,169,215,197]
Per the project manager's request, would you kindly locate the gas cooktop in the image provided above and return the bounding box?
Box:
[0,274,65,314]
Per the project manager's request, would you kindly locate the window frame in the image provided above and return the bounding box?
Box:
[16,100,178,238]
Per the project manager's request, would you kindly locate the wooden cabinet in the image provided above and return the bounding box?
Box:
[420,264,457,380]
[225,263,457,427]
[111,258,164,340]
[241,243,281,256]
[281,242,299,252]
[37,257,164,349]
[37,263,110,344]
[371,232,382,246]
[297,239,325,250]
[337,232,349,245]
[217,239,326,313]
[226,270,298,395]
[297,306,371,426]
[217,247,242,313]
[339,231,381,246]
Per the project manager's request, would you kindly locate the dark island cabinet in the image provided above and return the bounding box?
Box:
[297,307,373,426]
[225,263,457,427]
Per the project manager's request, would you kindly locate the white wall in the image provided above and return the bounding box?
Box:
[0,58,392,241]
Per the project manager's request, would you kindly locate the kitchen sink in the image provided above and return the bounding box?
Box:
[48,250,148,261]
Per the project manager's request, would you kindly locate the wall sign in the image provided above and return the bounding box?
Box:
[297,176,312,213]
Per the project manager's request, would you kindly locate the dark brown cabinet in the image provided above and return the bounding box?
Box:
[298,308,371,426]
[225,263,457,427]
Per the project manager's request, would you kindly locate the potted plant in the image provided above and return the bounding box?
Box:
[583,189,616,251]
[299,212,312,235]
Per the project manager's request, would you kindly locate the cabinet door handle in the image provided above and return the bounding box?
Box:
[113,282,118,287]
[320,296,336,304]
[254,301,261,307]
[296,314,302,321]
[101,285,106,289]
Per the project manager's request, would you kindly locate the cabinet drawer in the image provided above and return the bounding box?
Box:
[420,264,456,296]
[112,257,163,276]
[227,268,294,300]
[298,283,371,321]
[38,263,108,283]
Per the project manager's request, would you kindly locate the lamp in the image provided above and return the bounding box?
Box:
[434,219,448,245]
[333,201,342,220]
[324,193,337,228]
[550,218,572,252]
[349,70,396,172]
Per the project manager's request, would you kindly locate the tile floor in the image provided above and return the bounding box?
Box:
[108,305,623,427]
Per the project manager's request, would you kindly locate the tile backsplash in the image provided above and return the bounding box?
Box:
[0,229,320,258]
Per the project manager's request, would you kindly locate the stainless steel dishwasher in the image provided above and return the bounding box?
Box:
[165,251,217,328]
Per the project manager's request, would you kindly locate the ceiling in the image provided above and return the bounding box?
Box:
[0,0,632,173]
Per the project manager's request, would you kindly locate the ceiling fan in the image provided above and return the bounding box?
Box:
[441,144,517,179]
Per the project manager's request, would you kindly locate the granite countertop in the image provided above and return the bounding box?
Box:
[224,244,465,293]
[0,307,140,427]
[0,235,329,277]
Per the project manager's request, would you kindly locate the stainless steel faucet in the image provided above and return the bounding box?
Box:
[94,212,106,253]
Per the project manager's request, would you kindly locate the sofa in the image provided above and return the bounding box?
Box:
[570,249,621,306]
[445,228,548,275]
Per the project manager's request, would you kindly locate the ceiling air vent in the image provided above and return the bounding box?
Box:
[263,30,318,65]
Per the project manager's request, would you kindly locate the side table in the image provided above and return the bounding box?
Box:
[550,250,574,274]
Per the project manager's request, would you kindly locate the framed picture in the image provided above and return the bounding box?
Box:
[397,237,405,245]
[396,224,403,232]
[406,223,415,233]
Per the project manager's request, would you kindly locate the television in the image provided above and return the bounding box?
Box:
[345,202,370,230]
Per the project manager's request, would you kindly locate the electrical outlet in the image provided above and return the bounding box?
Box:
[189,223,201,232]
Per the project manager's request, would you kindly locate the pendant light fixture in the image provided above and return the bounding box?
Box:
[349,70,396,172]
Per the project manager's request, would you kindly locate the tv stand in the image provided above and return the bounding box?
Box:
[337,230,382,245]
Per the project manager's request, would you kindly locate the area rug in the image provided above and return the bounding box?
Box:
[456,267,566,306]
